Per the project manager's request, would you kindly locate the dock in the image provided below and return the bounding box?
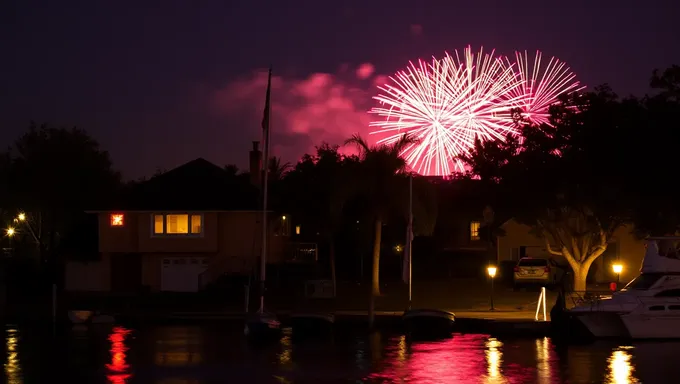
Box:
[122,308,551,337]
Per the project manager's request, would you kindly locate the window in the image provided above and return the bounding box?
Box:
[295,225,301,235]
[110,213,124,227]
[470,221,481,241]
[154,215,164,234]
[152,213,203,236]
[191,215,202,234]
[517,258,549,267]
[622,273,664,291]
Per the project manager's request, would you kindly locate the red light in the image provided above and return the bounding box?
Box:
[106,326,132,383]
[110,214,124,227]
[544,267,550,273]
[513,267,519,272]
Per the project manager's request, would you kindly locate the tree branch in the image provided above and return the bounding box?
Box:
[544,237,563,256]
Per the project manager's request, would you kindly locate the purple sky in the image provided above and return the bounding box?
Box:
[2,0,679,179]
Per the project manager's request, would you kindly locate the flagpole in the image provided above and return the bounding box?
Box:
[259,67,272,314]
[408,173,413,310]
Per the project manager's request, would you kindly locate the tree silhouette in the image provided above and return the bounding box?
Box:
[345,133,436,326]
[8,123,121,267]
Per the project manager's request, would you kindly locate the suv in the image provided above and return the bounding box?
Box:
[513,257,560,289]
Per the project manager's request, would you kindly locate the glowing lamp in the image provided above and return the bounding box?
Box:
[6,227,15,237]
[295,225,300,235]
[612,263,623,274]
[487,266,497,278]
[110,214,124,227]
[282,215,286,220]
[17,213,26,221]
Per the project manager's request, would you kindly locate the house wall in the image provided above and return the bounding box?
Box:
[97,211,290,292]
[498,220,645,283]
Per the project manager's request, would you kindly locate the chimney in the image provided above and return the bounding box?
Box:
[249,141,262,186]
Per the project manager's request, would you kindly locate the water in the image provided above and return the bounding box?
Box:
[2,323,679,383]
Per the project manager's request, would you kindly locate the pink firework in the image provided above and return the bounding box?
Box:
[369,47,582,176]
[369,46,524,176]
[503,51,585,126]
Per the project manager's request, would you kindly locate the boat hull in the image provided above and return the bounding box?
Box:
[245,313,281,341]
[403,309,455,339]
[621,314,680,339]
[571,311,629,338]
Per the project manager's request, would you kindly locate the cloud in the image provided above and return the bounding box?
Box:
[410,24,423,36]
[356,63,375,79]
[211,65,385,164]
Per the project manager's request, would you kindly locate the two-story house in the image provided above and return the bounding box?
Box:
[68,143,317,294]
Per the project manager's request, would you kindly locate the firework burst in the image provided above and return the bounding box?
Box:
[369,46,582,176]
[503,51,585,126]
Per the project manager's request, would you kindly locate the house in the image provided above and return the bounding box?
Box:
[67,142,317,293]
[497,219,645,283]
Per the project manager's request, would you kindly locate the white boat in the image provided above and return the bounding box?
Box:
[569,237,680,339]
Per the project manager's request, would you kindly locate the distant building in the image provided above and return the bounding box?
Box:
[65,143,317,294]
[498,219,645,283]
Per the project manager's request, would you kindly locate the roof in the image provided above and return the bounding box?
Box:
[113,158,260,211]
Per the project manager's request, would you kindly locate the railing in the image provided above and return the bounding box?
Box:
[535,286,548,321]
[566,290,616,309]
[286,242,318,263]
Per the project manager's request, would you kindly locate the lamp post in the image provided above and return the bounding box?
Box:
[487,265,497,311]
[612,263,623,285]
[6,227,14,255]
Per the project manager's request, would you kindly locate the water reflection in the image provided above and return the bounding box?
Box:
[485,338,502,382]
[107,326,132,384]
[278,328,292,366]
[0,323,674,383]
[607,346,638,384]
[5,328,21,384]
[153,326,203,367]
[535,337,553,384]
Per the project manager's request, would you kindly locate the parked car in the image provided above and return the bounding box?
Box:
[513,257,563,289]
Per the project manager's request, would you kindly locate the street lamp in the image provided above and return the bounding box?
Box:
[612,263,623,284]
[487,265,497,311]
[6,227,14,237]
[17,213,26,222]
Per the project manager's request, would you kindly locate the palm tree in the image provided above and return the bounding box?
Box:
[283,144,358,297]
[268,157,291,181]
[344,133,419,326]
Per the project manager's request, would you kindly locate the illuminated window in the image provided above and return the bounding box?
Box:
[191,215,202,234]
[154,215,164,234]
[110,214,124,227]
[166,214,189,234]
[152,213,203,236]
[470,221,481,241]
[295,225,300,235]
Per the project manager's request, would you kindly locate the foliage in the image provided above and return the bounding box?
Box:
[457,66,680,289]
[6,122,121,259]
[283,143,358,238]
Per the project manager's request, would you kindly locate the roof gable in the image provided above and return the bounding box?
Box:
[121,158,259,211]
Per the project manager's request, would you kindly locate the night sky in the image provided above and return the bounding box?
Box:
[3,0,679,180]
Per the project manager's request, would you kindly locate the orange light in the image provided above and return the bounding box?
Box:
[110,214,124,227]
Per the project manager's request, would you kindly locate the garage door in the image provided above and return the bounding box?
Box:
[161,257,208,292]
